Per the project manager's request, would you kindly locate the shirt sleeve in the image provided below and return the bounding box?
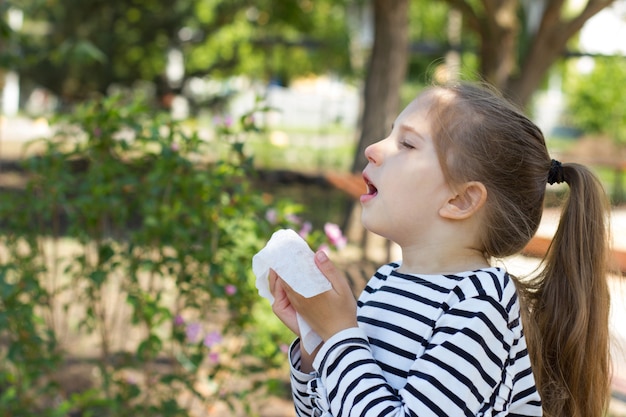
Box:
[288,338,317,416]
[310,295,520,417]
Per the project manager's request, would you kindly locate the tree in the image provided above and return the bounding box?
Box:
[11,0,198,101]
[565,56,626,202]
[441,0,616,105]
[186,0,352,84]
[351,0,618,173]
[351,0,410,173]
[566,57,626,144]
[10,0,352,103]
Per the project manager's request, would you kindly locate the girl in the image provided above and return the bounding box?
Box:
[268,82,611,417]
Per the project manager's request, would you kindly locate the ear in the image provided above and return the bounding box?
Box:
[439,181,487,220]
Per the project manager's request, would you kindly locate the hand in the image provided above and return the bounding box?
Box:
[281,251,358,341]
[269,268,300,336]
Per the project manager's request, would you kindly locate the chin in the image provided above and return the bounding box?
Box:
[360,215,385,239]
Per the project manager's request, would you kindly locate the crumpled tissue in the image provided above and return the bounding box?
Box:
[253,229,332,353]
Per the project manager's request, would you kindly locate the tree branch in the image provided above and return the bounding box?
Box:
[562,0,616,39]
[481,0,497,19]
[440,0,483,33]
[535,0,566,38]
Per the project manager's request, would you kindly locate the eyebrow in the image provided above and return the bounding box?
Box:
[397,123,427,141]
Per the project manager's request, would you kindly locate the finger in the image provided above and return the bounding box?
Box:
[268,268,278,295]
[269,269,290,299]
[275,274,306,309]
[277,273,297,298]
[313,250,352,296]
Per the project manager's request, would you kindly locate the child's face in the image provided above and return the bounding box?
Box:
[360,91,455,246]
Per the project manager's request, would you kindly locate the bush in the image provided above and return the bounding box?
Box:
[565,57,626,143]
[0,95,327,416]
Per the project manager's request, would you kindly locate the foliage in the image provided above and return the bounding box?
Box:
[8,0,352,101]
[565,56,626,144]
[405,0,454,83]
[10,0,194,99]
[0,94,343,415]
[188,0,351,83]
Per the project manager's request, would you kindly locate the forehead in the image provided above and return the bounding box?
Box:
[399,88,455,117]
[395,89,440,126]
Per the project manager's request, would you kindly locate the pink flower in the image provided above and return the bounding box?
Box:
[225,284,237,296]
[208,352,220,363]
[223,115,233,127]
[280,344,289,354]
[170,143,180,152]
[174,315,185,326]
[185,322,202,343]
[265,209,277,224]
[324,223,347,249]
[203,331,222,348]
[299,221,312,239]
[286,214,301,225]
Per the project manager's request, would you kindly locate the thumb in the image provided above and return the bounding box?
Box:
[314,250,352,296]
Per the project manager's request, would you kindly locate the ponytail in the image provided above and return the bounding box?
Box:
[521,162,611,417]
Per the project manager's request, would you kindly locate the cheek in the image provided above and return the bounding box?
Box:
[404,176,450,212]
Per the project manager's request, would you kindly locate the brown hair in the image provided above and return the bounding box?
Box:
[426,82,611,417]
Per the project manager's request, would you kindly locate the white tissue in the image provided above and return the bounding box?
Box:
[253,229,332,353]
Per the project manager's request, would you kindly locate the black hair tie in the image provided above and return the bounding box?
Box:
[547,159,565,185]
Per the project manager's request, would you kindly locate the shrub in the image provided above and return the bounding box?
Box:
[0,94,330,416]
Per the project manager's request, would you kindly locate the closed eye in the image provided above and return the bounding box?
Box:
[400,140,415,149]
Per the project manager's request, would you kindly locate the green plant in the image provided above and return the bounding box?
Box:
[565,57,626,145]
[0,94,342,416]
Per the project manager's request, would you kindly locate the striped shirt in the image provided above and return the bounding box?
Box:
[289,263,542,416]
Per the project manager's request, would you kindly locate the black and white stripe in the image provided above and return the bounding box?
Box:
[289,264,541,416]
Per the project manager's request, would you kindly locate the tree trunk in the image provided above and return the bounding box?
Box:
[478,0,518,90]
[344,0,409,259]
[505,0,616,107]
[351,0,410,173]
[443,0,615,108]
[504,33,566,107]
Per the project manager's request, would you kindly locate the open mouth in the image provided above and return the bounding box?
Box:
[365,179,378,195]
[362,174,378,199]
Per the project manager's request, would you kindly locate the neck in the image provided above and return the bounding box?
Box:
[396,243,490,275]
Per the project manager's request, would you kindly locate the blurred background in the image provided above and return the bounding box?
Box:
[0,1,625,416]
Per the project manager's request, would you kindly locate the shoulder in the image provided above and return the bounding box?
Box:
[442,268,522,333]
[363,261,401,288]
[447,268,517,307]
[376,261,401,277]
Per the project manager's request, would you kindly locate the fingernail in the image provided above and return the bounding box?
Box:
[315,250,328,263]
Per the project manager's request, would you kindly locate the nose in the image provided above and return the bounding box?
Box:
[364,141,382,165]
